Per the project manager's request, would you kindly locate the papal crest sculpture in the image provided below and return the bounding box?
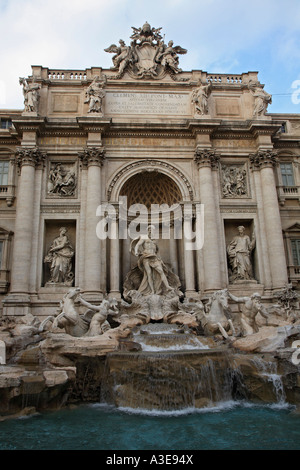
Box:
[105,22,187,80]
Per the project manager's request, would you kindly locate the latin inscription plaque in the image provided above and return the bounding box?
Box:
[105,92,191,116]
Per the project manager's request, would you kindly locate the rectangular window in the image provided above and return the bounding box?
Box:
[0,119,12,129]
[291,240,300,265]
[0,161,9,186]
[280,163,295,186]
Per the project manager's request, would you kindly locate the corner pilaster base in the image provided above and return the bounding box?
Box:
[3,294,32,316]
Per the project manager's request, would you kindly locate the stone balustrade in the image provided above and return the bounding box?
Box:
[48,71,87,80]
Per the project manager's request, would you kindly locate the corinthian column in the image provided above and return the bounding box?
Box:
[79,147,105,299]
[194,148,222,291]
[10,147,45,296]
[250,150,288,289]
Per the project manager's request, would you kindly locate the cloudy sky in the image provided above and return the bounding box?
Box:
[1,0,300,113]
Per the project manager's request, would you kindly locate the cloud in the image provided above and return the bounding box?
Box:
[1,0,300,112]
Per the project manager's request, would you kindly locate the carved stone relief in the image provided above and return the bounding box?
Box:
[221,163,248,198]
[47,162,77,197]
[104,22,187,81]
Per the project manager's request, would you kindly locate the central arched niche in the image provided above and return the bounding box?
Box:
[119,170,182,208]
[118,170,185,290]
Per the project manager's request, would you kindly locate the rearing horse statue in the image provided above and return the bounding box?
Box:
[200,289,236,339]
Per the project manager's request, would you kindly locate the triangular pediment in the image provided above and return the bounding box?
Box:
[284,223,300,233]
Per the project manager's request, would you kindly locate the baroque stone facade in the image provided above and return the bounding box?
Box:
[0,22,299,318]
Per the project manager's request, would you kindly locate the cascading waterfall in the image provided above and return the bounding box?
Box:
[250,357,286,404]
[101,349,236,411]
[95,324,290,412]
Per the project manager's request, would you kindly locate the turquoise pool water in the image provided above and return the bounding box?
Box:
[0,401,299,450]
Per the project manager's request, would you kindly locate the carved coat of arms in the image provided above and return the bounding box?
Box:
[105,22,187,80]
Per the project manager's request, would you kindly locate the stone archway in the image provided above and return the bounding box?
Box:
[107,160,196,297]
[120,171,182,208]
[107,159,194,203]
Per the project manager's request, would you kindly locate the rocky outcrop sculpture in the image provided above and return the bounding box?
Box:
[39,288,120,338]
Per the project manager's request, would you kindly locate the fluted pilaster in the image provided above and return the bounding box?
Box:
[79,146,106,297]
[194,147,222,291]
[250,149,288,289]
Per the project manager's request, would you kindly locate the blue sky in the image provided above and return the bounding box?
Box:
[1,0,300,113]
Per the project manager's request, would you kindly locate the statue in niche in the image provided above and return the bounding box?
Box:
[19,77,41,114]
[84,75,106,114]
[192,81,212,115]
[48,163,77,197]
[124,226,181,297]
[221,165,247,198]
[227,226,256,282]
[131,225,173,296]
[44,227,75,286]
[248,80,272,117]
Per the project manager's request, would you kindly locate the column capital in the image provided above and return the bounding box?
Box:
[79,146,106,167]
[194,147,220,169]
[249,149,278,170]
[15,147,46,169]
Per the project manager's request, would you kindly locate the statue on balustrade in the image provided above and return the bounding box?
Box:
[19,77,41,114]
[85,75,106,114]
[44,227,75,286]
[248,80,272,117]
[192,81,212,116]
[227,226,256,283]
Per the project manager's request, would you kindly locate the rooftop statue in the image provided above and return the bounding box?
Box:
[19,77,41,114]
[248,80,272,117]
[84,75,106,114]
[105,22,187,80]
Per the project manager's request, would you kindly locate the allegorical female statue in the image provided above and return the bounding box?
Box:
[44,227,75,285]
[227,225,256,282]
